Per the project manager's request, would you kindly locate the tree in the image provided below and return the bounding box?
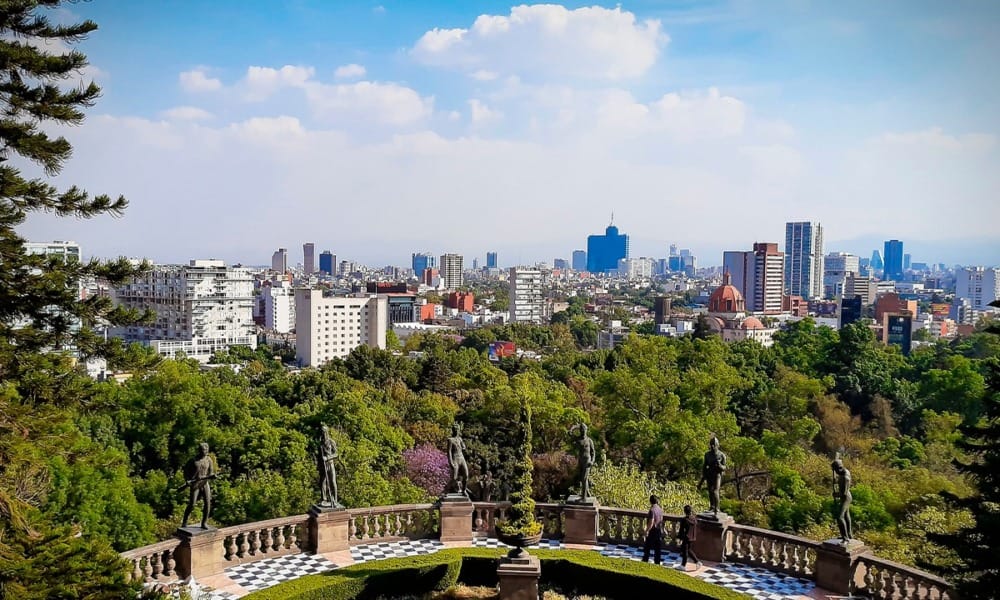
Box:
[929,302,1000,598]
[0,3,148,595]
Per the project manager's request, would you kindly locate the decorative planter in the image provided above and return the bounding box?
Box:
[496,531,543,559]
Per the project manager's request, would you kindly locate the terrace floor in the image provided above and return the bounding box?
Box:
[193,536,832,600]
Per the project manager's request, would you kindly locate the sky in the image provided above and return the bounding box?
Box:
[16,1,1000,268]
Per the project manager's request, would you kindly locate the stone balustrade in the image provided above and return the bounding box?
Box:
[346,503,438,545]
[724,524,820,578]
[121,500,954,598]
[122,538,182,583]
[854,555,954,600]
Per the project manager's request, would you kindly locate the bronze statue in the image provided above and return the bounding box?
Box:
[318,424,340,507]
[832,454,853,542]
[446,422,469,496]
[698,436,727,515]
[577,423,596,499]
[180,442,217,529]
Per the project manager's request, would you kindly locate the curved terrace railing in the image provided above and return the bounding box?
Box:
[122,500,954,599]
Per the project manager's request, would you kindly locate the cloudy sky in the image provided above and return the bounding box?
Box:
[17,1,1000,267]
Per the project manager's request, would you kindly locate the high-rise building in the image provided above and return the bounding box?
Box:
[303,243,315,275]
[845,273,877,306]
[553,258,569,270]
[486,252,498,269]
[724,243,784,313]
[587,223,629,273]
[472,258,479,270]
[271,248,288,273]
[617,257,653,279]
[509,267,545,324]
[956,267,1000,313]
[411,253,436,276]
[870,250,884,272]
[784,221,824,299]
[111,259,256,361]
[883,240,903,280]
[294,289,387,367]
[440,253,463,289]
[571,250,587,271]
[722,251,752,300]
[903,253,912,271]
[319,251,336,276]
[823,252,860,298]
[262,280,295,333]
[25,240,81,263]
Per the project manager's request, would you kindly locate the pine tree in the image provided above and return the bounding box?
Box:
[927,300,1000,599]
[0,2,148,596]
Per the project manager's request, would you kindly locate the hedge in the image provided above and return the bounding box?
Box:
[244,548,747,600]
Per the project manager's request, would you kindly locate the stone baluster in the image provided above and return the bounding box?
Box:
[131,558,142,582]
[361,514,370,540]
[274,525,286,551]
[164,550,176,576]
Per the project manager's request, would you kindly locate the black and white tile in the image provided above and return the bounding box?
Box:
[224,553,336,592]
[349,538,445,563]
[697,562,815,600]
[595,542,683,565]
[472,536,564,550]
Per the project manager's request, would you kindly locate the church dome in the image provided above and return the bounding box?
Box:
[740,316,765,330]
[708,271,746,315]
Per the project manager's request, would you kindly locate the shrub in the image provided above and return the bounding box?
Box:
[404,444,450,497]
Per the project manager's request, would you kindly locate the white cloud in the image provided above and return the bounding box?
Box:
[470,69,499,81]
[412,5,666,80]
[179,68,222,93]
[159,106,214,121]
[334,63,367,79]
[468,99,502,123]
[243,65,315,100]
[869,127,995,153]
[304,81,433,125]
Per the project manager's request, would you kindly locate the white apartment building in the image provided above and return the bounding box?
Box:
[616,257,653,280]
[723,243,784,313]
[262,280,295,333]
[26,240,82,263]
[112,259,256,361]
[824,252,860,299]
[295,289,387,367]
[509,267,545,324]
[784,222,824,299]
[440,253,463,290]
[956,267,1000,313]
[271,248,288,273]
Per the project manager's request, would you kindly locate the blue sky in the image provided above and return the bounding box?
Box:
[20,1,1000,267]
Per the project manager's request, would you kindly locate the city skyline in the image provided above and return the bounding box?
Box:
[15,1,1000,266]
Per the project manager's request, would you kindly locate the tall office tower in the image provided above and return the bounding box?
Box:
[870,250,884,272]
[319,251,336,276]
[262,280,295,333]
[271,248,288,273]
[440,253,464,289]
[883,240,904,280]
[553,258,569,270]
[752,242,785,313]
[572,250,587,271]
[586,223,629,273]
[472,258,479,270]
[784,221,824,299]
[653,297,671,325]
[486,252,498,269]
[669,244,679,257]
[303,243,316,275]
[411,252,436,276]
[295,289,387,367]
[903,253,912,271]
[845,273,877,306]
[823,252,860,298]
[956,267,1000,313]
[509,266,545,324]
[723,251,752,301]
[111,260,256,362]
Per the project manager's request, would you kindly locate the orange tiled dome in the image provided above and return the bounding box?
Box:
[709,271,746,314]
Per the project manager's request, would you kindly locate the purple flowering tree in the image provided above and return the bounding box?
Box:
[403,444,450,497]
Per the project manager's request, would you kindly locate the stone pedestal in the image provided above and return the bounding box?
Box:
[497,553,541,600]
[815,539,868,595]
[692,512,734,563]
[308,504,350,554]
[563,502,599,545]
[439,497,474,543]
[174,526,225,580]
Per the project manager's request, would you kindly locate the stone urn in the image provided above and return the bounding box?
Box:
[496,531,543,559]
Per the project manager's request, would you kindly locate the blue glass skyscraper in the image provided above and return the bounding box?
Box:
[587,224,629,273]
[884,240,904,280]
[572,250,587,271]
[486,252,498,269]
[412,252,436,275]
[319,251,335,275]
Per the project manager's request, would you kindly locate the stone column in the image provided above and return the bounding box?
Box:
[692,513,734,562]
[439,498,474,543]
[308,505,350,554]
[563,503,599,546]
[174,527,227,580]
[497,553,542,600]
[815,539,868,595]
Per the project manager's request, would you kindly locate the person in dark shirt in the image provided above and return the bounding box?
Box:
[677,504,702,570]
[642,494,664,565]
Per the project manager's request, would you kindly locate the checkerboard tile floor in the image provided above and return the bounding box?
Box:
[224,553,336,592]
[349,538,445,563]
[698,562,815,600]
[595,542,684,564]
[472,536,564,549]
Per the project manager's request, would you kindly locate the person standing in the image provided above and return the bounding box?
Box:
[642,494,664,565]
[677,504,702,570]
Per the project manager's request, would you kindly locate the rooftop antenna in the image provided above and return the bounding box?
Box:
[610,211,614,226]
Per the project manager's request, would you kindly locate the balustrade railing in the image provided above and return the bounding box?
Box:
[347,503,437,545]
[854,555,953,600]
[122,539,181,584]
[596,507,683,548]
[473,501,510,535]
[219,514,310,564]
[534,502,565,539]
[724,524,819,578]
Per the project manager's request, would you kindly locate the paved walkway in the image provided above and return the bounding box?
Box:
[191,536,825,600]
